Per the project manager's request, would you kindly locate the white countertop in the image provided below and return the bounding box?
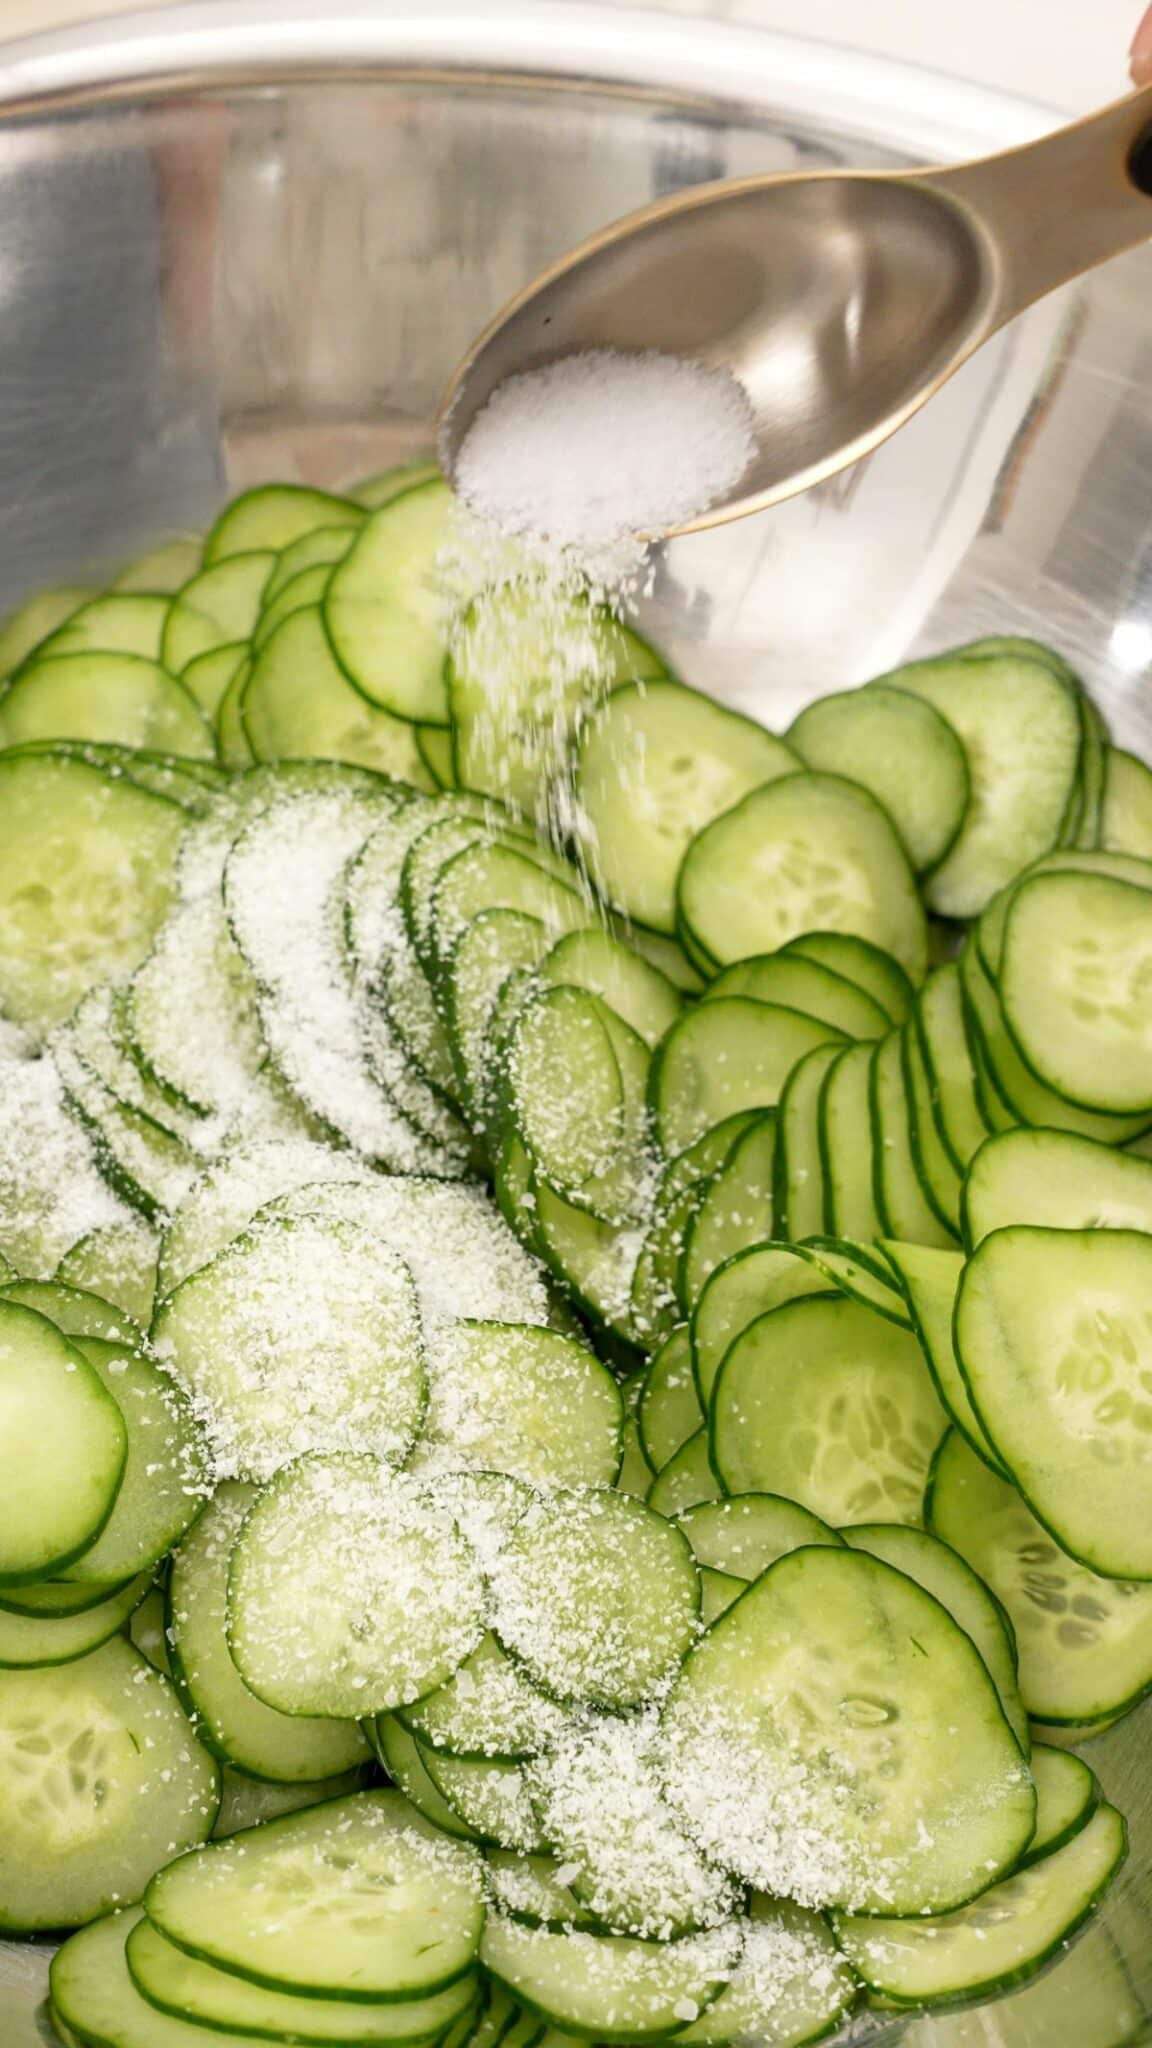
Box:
[0,0,1140,115]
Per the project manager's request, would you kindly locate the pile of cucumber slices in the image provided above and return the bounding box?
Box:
[0,464,1147,2048]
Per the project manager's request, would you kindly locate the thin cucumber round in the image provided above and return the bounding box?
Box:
[0,1300,127,1584]
[788,680,970,873]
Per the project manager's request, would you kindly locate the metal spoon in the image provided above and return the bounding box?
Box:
[439,85,1152,536]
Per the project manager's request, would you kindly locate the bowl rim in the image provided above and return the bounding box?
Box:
[0,0,1059,162]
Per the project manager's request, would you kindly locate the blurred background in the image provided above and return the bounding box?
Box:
[0,0,1140,114]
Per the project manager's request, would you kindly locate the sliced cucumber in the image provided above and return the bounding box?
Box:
[870,1030,956,1249]
[956,1225,1152,1579]
[0,753,186,1035]
[164,552,276,672]
[833,1802,1126,2009]
[1025,1744,1100,1864]
[690,1242,832,1406]
[51,1214,158,1322]
[677,1494,842,1582]
[541,927,681,1048]
[351,460,441,509]
[646,1431,723,1517]
[789,680,970,873]
[704,950,889,1040]
[0,1637,217,1929]
[659,1546,1035,1914]
[227,1456,487,1717]
[372,1713,482,1840]
[504,985,644,1223]
[127,1911,477,2044]
[526,1710,739,1940]
[964,1126,1152,1245]
[1000,870,1152,1114]
[421,1747,543,1853]
[0,1300,127,1583]
[819,1041,881,1241]
[481,1915,741,2041]
[0,1569,149,1669]
[782,930,914,1022]
[400,1631,567,1763]
[879,1239,1006,1473]
[711,1293,947,1526]
[204,484,364,563]
[679,1113,776,1307]
[874,649,1082,917]
[652,998,842,1157]
[243,604,431,783]
[772,1040,841,1242]
[421,1320,622,1489]
[926,1430,1152,1723]
[46,591,170,661]
[639,1325,703,1471]
[574,678,799,931]
[263,522,357,602]
[0,583,93,675]
[146,1789,485,1999]
[488,1486,699,1711]
[1102,746,1152,857]
[167,1480,370,1781]
[484,1851,601,1932]
[155,1132,378,1296]
[916,961,991,1171]
[0,1044,126,1276]
[677,772,926,982]
[127,895,265,1120]
[326,479,455,722]
[0,650,213,759]
[153,1212,425,1482]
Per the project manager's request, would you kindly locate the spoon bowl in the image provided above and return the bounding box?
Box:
[440,87,1152,533]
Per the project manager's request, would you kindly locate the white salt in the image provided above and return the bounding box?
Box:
[452,348,756,550]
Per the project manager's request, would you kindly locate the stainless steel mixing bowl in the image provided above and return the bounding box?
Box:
[0,5,1147,2042]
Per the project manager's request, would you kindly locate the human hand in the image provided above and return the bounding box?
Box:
[1131,3,1152,84]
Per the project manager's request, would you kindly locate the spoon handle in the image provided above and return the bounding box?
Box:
[923,85,1152,327]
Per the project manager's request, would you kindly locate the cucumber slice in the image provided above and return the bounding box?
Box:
[965,1127,1152,1246]
[167,1480,370,1781]
[691,1243,832,1406]
[874,650,1083,918]
[574,679,799,932]
[65,985,205,1151]
[960,942,1149,1145]
[926,1429,1152,1722]
[153,1213,425,1483]
[325,480,455,722]
[156,1133,378,1297]
[794,1237,912,1325]
[0,1637,217,1929]
[46,592,170,661]
[0,1044,126,1276]
[242,605,432,783]
[956,1225,1152,1578]
[651,998,842,1157]
[1026,1745,1100,1864]
[252,566,344,650]
[0,1300,127,1583]
[0,651,213,758]
[400,1631,567,1763]
[1001,871,1152,1113]
[674,1897,855,2046]
[677,1494,843,1581]
[216,658,255,766]
[541,928,681,1048]
[679,1113,776,1307]
[659,1546,1035,1914]
[215,1764,379,1841]
[417,720,457,788]
[114,536,202,594]
[646,1431,723,1517]
[0,1570,149,1668]
[711,1293,947,1525]
[533,1183,643,1349]
[262,1174,549,1330]
[628,924,705,994]
[263,523,357,603]
[485,1851,601,1932]
[128,1911,477,2044]
[771,1041,841,1242]
[162,552,276,672]
[526,1710,739,1940]
[833,1802,1126,2009]
[448,588,665,814]
[53,1026,198,1222]
[372,1714,482,1840]
[443,906,547,1116]
[789,682,970,874]
[678,773,926,982]
[841,1522,1027,1751]
[430,843,591,979]
[915,961,990,1171]
[639,1326,703,1471]
[224,787,454,1173]
[0,583,93,674]
[420,1747,543,1853]
[819,1042,881,1241]
[0,753,186,1035]
[53,1911,252,2048]
[871,1031,956,1249]
[420,1321,622,1489]
[227,1456,487,1716]
[204,484,364,563]
[146,1789,485,1999]
[977,847,1152,982]
[504,986,633,1219]
[704,951,889,1040]
[879,1240,1006,1473]
[902,1026,963,1235]
[782,930,914,1023]
[351,460,441,510]
[488,1486,699,1711]
[8,1306,208,1584]
[1102,746,1152,857]
[481,1916,741,2041]
[615,1416,655,1501]
[176,641,247,721]
[127,897,265,1121]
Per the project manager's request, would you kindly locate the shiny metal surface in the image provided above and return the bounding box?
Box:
[440,85,1152,532]
[0,6,1147,2043]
